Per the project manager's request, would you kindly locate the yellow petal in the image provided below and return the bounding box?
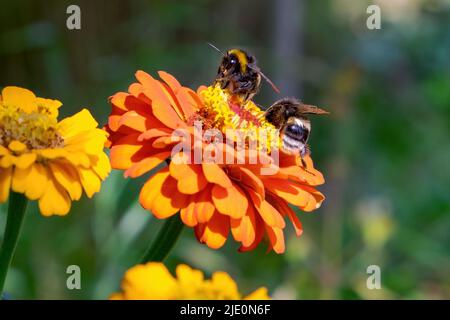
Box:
[12,163,48,200]
[91,153,111,180]
[210,271,240,299]
[121,262,177,300]
[78,167,101,198]
[8,141,27,153]
[38,175,71,216]
[1,86,37,113]
[64,129,107,155]
[33,148,67,159]
[14,153,37,169]
[0,167,12,202]
[0,146,9,156]
[36,97,62,118]
[65,151,91,168]
[109,293,124,300]
[49,162,82,201]
[58,109,98,139]
[175,264,204,287]
[0,154,14,168]
[244,287,270,300]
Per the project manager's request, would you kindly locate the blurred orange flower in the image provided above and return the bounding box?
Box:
[106,71,325,253]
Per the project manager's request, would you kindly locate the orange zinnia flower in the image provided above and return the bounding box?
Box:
[106,71,325,253]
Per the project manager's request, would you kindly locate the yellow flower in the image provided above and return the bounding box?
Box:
[0,86,111,216]
[110,262,270,300]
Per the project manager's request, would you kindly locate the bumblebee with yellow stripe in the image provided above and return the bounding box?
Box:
[209,44,279,102]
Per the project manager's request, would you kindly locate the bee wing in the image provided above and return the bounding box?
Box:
[299,104,330,115]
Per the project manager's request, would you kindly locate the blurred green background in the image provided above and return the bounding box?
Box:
[1,0,449,299]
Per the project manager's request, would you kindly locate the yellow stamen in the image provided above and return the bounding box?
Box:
[0,103,64,150]
[199,84,281,152]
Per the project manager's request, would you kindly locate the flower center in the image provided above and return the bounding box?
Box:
[0,104,64,150]
[197,84,281,152]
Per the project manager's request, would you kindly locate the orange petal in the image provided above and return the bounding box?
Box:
[109,92,130,111]
[158,71,182,93]
[180,199,198,227]
[135,70,156,87]
[248,189,285,228]
[264,178,315,208]
[138,128,172,142]
[265,225,285,254]
[108,114,124,132]
[202,163,232,188]
[109,134,143,169]
[139,168,189,218]
[175,87,200,119]
[151,100,186,130]
[194,187,215,223]
[278,164,325,186]
[110,92,153,118]
[152,135,182,149]
[267,193,302,236]
[139,168,168,212]
[229,166,265,199]
[298,184,325,211]
[231,203,256,247]
[169,161,207,195]
[211,183,248,219]
[118,111,148,132]
[197,211,229,249]
[124,152,170,178]
[128,82,142,95]
[238,215,265,252]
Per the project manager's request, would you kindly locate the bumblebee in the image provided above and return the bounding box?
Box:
[264,98,329,165]
[209,43,279,101]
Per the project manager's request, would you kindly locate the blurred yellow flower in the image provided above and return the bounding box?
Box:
[0,86,110,216]
[110,262,270,300]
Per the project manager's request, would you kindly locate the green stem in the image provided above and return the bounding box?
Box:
[0,192,28,297]
[141,214,184,263]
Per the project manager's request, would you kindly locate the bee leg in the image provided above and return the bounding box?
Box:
[300,146,315,175]
[221,80,229,90]
[300,156,307,169]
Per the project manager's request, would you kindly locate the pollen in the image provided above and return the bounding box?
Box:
[0,103,64,150]
[199,84,281,151]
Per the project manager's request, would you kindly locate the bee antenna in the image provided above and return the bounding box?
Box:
[207,42,225,56]
[258,69,280,94]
